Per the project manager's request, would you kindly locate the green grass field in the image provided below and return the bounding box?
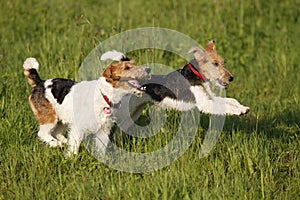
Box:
[0,0,299,199]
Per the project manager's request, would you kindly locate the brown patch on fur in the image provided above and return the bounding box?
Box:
[102,60,150,96]
[205,40,224,65]
[102,61,138,87]
[205,40,216,52]
[205,40,233,82]
[24,68,42,87]
[189,41,233,86]
[29,94,57,125]
[24,70,37,87]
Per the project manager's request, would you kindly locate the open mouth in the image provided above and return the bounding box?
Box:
[128,80,146,91]
[217,78,228,88]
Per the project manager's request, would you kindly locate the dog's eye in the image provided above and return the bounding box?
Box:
[214,62,219,67]
[125,66,131,70]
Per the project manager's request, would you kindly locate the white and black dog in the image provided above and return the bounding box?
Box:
[116,40,250,130]
[23,55,150,156]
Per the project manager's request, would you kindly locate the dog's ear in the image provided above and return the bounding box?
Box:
[102,65,113,83]
[101,50,126,61]
[188,47,206,61]
[205,40,216,52]
[102,64,122,82]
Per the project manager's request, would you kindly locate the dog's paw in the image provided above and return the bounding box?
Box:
[238,106,250,116]
[226,104,250,116]
[64,144,80,158]
[48,139,65,148]
[65,150,75,158]
[56,136,68,144]
[225,98,250,116]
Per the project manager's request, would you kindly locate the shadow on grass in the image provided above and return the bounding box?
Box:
[219,108,300,139]
[113,106,300,150]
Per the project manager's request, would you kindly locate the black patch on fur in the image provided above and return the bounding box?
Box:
[120,56,131,61]
[139,59,206,103]
[28,68,43,85]
[140,73,195,103]
[49,78,76,104]
[179,63,205,86]
[145,82,177,101]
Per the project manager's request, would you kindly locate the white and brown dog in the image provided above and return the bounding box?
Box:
[23,55,150,156]
[116,40,250,130]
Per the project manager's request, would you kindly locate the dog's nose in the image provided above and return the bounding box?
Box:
[229,76,234,82]
[145,67,151,73]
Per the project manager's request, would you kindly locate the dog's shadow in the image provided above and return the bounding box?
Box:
[221,109,300,140]
[112,104,299,151]
[111,107,183,152]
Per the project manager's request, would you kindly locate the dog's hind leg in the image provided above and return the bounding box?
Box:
[38,123,64,147]
[52,122,68,145]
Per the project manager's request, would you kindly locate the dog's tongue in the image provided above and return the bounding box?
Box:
[128,80,141,88]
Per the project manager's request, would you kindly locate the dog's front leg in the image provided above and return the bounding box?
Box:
[196,97,248,116]
[66,125,83,157]
[192,85,249,116]
[192,86,228,115]
[196,96,227,115]
[208,96,249,116]
[90,123,114,160]
[93,132,111,156]
[223,97,250,116]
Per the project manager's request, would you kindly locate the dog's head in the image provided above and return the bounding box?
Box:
[189,40,234,88]
[102,60,151,96]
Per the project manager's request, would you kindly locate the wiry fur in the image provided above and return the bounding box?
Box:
[24,56,150,156]
[116,40,250,130]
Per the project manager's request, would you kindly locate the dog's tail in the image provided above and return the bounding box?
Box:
[23,57,43,87]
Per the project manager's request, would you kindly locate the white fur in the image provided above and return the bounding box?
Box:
[146,81,249,116]
[158,98,196,111]
[38,124,63,147]
[117,82,249,132]
[148,83,249,115]
[23,57,39,70]
[100,50,126,61]
[190,85,250,115]
[24,55,151,157]
[38,77,131,156]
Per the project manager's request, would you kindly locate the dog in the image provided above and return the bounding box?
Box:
[23,55,151,156]
[116,40,250,130]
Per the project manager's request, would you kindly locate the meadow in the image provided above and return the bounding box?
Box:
[0,0,299,199]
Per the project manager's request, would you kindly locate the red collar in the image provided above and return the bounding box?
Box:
[103,95,112,106]
[188,63,209,81]
[101,93,121,109]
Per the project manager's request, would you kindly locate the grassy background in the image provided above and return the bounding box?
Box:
[0,0,299,199]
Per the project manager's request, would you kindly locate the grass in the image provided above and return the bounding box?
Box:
[0,0,299,199]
